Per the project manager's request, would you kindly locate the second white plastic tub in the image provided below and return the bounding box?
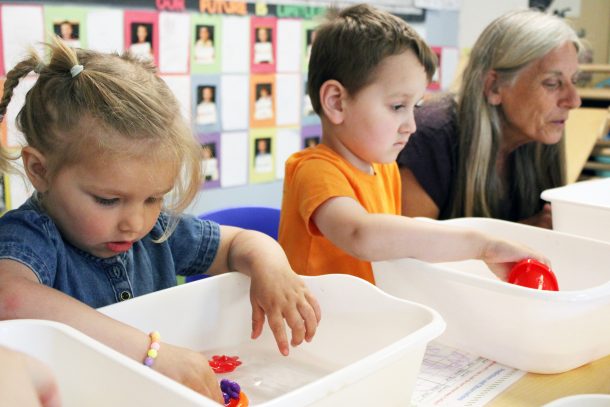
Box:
[541,177,610,243]
[0,319,209,407]
[543,394,610,407]
[373,217,610,374]
[99,273,445,406]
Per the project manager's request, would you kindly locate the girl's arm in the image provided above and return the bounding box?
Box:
[312,196,549,281]
[206,226,321,356]
[0,260,224,404]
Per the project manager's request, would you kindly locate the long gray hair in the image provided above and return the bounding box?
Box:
[452,9,580,220]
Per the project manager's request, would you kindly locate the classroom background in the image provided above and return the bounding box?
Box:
[0,0,608,216]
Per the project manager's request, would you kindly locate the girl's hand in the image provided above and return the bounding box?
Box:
[154,343,224,404]
[209,227,322,356]
[480,238,550,282]
[520,203,553,229]
[249,266,321,356]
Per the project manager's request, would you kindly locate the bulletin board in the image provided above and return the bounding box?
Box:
[0,1,445,211]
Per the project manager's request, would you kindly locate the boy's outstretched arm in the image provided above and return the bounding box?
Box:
[312,196,549,280]
[208,226,321,356]
[0,260,224,404]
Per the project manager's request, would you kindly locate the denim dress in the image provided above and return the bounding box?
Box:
[0,196,220,308]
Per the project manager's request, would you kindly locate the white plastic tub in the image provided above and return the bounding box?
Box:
[99,273,445,406]
[543,394,610,407]
[373,217,610,374]
[541,177,610,243]
[0,319,209,407]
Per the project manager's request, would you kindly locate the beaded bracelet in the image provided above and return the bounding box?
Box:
[143,331,161,367]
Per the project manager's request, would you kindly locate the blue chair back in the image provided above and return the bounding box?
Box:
[198,206,280,240]
[184,206,281,283]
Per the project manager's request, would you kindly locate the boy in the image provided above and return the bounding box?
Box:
[278,4,547,284]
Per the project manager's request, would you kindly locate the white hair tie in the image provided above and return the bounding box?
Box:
[70,64,84,78]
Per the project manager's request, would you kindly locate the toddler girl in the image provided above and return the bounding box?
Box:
[0,39,320,403]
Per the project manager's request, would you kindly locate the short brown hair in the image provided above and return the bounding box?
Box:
[307,3,436,115]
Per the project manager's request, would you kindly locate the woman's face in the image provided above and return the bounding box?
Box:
[495,41,581,149]
[60,23,73,40]
[201,146,213,159]
[257,28,269,42]
[137,25,148,42]
[199,27,209,41]
[257,139,267,153]
[202,87,213,102]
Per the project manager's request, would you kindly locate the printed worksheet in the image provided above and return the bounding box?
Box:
[411,341,526,406]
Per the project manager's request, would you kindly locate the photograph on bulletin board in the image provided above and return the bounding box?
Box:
[250,75,276,128]
[199,133,221,189]
[193,75,221,132]
[302,124,322,150]
[194,24,215,64]
[196,85,218,126]
[54,20,81,48]
[44,6,88,49]
[191,15,221,74]
[249,129,276,184]
[129,23,154,61]
[124,11,159,66]
[250,17,277,74]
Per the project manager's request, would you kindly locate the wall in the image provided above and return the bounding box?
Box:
[0,1,540,215]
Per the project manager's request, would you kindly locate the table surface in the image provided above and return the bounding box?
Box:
[489,352,610,406]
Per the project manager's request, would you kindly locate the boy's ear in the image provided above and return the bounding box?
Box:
[319,79,346,125]
[21,146,50,193]
[483,70,502,106]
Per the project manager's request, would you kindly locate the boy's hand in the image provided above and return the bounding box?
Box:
[249,267,321,356]
[154,343,224,404]
[481,238,550,282]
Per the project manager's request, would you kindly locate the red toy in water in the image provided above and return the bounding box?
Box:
[508,259,559,291]
[209,355,242,373]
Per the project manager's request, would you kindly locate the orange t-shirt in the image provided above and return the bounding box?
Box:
[278,144,401,284]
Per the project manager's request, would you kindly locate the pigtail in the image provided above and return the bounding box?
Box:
[0,55,41,122]
[0,54,42,174]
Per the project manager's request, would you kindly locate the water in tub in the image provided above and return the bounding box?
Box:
[203,342,335,404]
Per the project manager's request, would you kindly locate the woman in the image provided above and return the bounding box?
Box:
[129,24,153,61]
[194,25,214,65]
[397,9,582,229]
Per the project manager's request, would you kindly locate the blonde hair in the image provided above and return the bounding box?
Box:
[0,38,201,239]
[308,3,436,115]
[452,9,580,219]
[0,147,13,175]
